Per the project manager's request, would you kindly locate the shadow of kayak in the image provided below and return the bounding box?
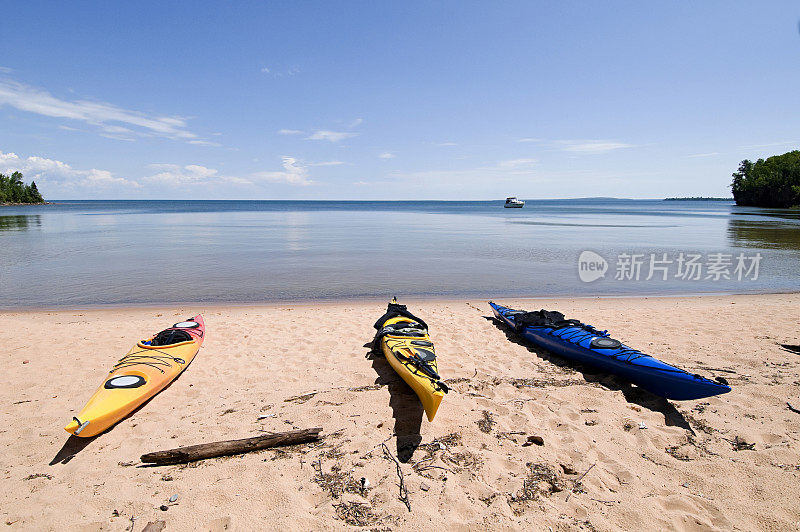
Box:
[484,315,695,434]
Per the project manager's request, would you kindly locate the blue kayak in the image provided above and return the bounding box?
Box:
[490,302,731,400]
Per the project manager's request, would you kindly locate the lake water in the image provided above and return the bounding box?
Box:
[1,199,798,308]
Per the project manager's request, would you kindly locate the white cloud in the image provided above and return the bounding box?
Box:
[517,137,544,143]
[686,152,720,158]
[0,78,201,142]
[0,150,137,188]
[348,118,363,128]
[187,139,221,147]
[278,129,304,135]
[262,66,300,78]
[147,157,319,188]
[0,66,13,74]
[82,169,132,186]
[353,181,370,186]
[739,141,799,149]
[379,152,395,159]
[498,158,536,168]
[387,157,539,190]
[555,140,633,154]
[143,164,219,186]
[305,130,357,142]
[252,156,313,186]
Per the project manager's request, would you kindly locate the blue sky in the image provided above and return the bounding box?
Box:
[1,2,798,200]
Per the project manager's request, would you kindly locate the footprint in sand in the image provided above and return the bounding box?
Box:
[208,516,231,531]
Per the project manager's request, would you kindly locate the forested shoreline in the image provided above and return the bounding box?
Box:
[731,150,800,208]
[0,172,46,205]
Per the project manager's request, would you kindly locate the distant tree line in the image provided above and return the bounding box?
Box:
[731,150,800,208]
[0,171,45,204]
[663,197,731,201]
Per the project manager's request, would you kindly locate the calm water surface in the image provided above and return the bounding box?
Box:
[1,200,798,308]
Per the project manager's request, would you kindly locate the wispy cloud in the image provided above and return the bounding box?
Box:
[348,118,363,129]
[261,66,300,77]
[555,140,633,154]
[145,156,321,188]
[252,156,313,185]
[739,141,799,149]
[187,139,222,147]
[498,158,536,168]
[305,130,357,142]
[143,164,220,185]
[0,66,12,74]
[388,157,539,190]
[0,150,137,188]
[0,79,202,142]
[278,129,304,135]
[686,152,720,158]
[379,152,395,159]
[434,142,458,147]
[517,137,544,143]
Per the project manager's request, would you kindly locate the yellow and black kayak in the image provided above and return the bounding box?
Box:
[65,316,205,438]
[373,299,448,422]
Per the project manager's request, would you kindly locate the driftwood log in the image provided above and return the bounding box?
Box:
[140,427,322,465]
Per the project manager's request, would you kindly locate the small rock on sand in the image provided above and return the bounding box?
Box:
[523,435,544,446]
[561,463,578,475]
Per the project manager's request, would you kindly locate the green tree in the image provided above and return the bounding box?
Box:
[731,150,800,207]
[28,181,43,203]
[0,171,46,204]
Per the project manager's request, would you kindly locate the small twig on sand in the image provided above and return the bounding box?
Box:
[566,462,596,502]
[590,498,618,506]
[787,402,800,415]
[382,443,411,512]
[693,366,737,374]
[412,456,452,473]
[363,436,393,458]
[467,392,489,398]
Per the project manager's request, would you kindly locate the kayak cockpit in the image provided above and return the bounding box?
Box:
[140,328,195,348]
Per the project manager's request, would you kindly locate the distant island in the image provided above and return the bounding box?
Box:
[731,150,800,208]
[663,197,732,201]
[0,172,46,205]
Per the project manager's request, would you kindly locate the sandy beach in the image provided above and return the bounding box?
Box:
[2,293,799,531]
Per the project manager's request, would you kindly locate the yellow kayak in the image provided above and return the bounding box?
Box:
[373,299,448,422]
[65,315,205,438]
